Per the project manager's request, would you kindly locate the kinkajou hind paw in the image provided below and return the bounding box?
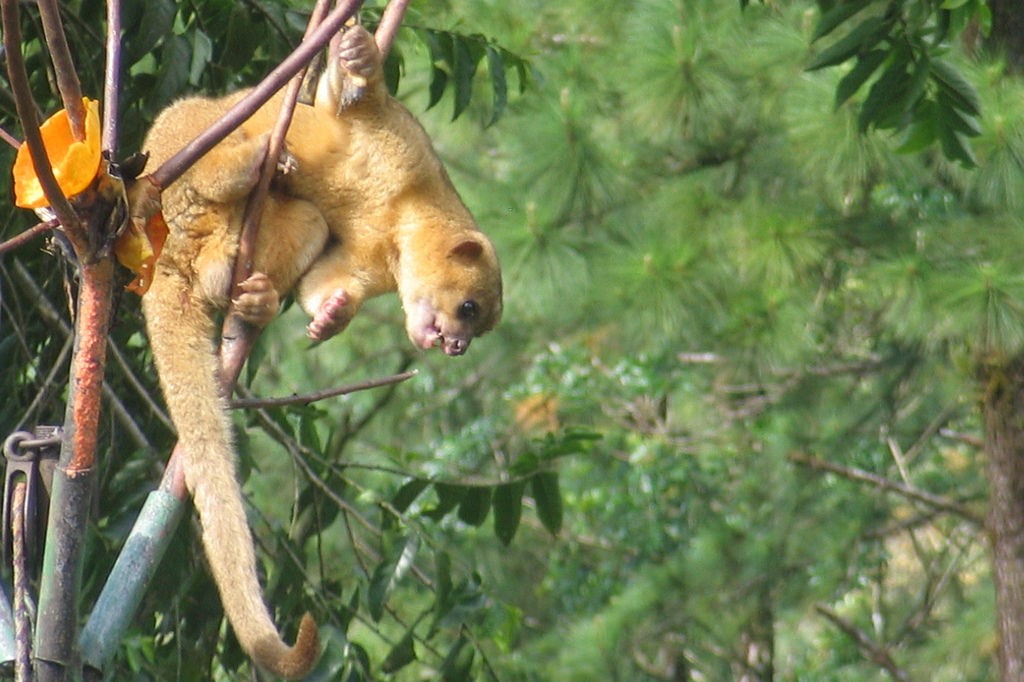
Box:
[306,289,352,341]
[232,272,280,327]
[338,26,379,83]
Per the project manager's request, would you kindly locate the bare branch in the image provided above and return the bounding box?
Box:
[9,259,169,440]
[0,125,20,149]
[788,452,984,526]
[1,0,82,243]
[815,604,911,682]
[0,220,57,257]
[375,0,411,59]
[102,0,124,156]
[940,428,984,449]
[150,0,364,190]
[36,0,86,139]
[230,371,417,409]
[218,0,335,388]
[228,0,332,300]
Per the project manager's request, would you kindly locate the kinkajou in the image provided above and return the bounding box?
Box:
[136,24,501,679]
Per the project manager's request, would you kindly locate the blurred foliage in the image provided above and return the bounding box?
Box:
[1,0,1022,680]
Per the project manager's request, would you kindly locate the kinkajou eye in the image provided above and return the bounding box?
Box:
[457,300,479,321]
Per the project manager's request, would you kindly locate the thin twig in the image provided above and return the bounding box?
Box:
[14,334,73,433]
[36,0,86,139]
[9,259,153,453]
[0,220,57,257]
[0,124,20,149]
[788,452,984,526]
[229,370,417,409]
[814,604,911,682]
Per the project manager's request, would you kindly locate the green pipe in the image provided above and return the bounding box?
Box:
[79,489,186,672]
[35,467,93,682]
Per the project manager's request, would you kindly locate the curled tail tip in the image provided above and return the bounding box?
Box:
[253,612,320,680]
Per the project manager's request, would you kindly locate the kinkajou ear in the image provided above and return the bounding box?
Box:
[449,239,484,260]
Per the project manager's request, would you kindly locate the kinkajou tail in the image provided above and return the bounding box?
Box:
[143,268,319,680]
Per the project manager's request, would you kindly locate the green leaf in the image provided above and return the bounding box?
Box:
[931,59,981,116]
[222,6,264,72]
[383,46,402,94]
[485,44,508,127]
[423,30,451,111]
[440,635,475,682]
[493,481,526,545]
[936,111,978,167]
[895,55,933,116]
[435,550,453,614]
[344,642,372,682]
[834,49,886,108]
[382,630,417,673]
[806,16,887,71]
[452,35,485,120]
[895,101,937,154]
[937,92,982,136]
[392,478,430,514]
[812,0,873,41]
[857,56,911,132]
[124,0,176,66]
[457,486,492,527]
[187,29,213,86]
[424,483,465,521]
[531,472,563,535]
[302,625,350,682]
[368,538,412,622]
[337,588,360,634]
[152,35,191,109]
[297,410,323,454]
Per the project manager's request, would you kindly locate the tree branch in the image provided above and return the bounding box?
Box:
[219,0,335,381]
[229,370,417,409]
[814,604,911,682]
[788,452,984,526]
[1,0,82,246]
[0,220,57,257]
[374,0,410,58]
[102,0,123,156]
[36,0,85,140]
[150,0,364,190]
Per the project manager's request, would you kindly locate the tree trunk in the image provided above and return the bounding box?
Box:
[986,0,1024,70]
[981,355,1024,680]
[734,588,774,682]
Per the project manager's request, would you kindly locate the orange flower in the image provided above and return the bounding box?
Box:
[115,211,168,295]
[13,98,102,209]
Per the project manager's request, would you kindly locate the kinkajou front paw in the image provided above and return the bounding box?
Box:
[232,272,281,327]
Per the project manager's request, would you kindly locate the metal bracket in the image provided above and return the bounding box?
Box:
[3,428,61,573]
